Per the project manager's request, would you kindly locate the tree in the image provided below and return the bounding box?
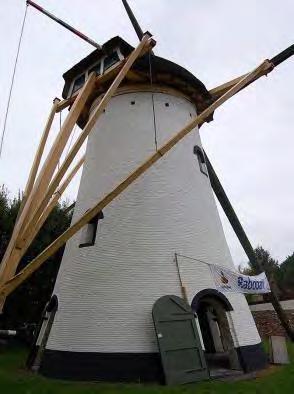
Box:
[245,246,279,275]
[280,253,294,298]
[0,185,72,331]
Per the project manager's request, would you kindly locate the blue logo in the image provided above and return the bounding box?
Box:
[237,276,264,291]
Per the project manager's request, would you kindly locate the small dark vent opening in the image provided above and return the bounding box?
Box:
[193,145,208,177]
[79,211,104,248]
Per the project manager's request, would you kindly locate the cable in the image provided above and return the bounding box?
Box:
[66,125,77,157]
[148,52,158,151]
[0,5,28,158]
[57,111,63,170]
[175,252,239,273]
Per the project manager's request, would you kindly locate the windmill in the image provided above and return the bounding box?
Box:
[0,0,293,385]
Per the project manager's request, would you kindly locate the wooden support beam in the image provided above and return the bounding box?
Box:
[209,61,273,100]
[16,98,60,219]
[18,33,154,251]
[0,59,272,300]
[22,156,84,255]
[0,74,95,288]
[0,158,83,312]
[209,73,248,99]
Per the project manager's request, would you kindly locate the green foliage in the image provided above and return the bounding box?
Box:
[245,246,279,276]
[241,246,294,301]
[280,253,294,298]
[0,185,72,330]
[0,343,294,393]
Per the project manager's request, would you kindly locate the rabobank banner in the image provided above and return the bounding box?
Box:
[210,265,271,294]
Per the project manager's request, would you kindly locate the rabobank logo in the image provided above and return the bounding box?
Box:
[237,276,265,291]
[220,271,231,290]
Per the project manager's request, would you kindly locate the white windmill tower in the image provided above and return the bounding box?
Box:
[27,1,267,383]
[2,0,294,386]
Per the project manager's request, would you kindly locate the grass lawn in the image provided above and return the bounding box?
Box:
[0,343,294,394]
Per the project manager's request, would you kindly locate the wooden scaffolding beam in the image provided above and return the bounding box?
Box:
[17,98,60,220]
[17,33,154,251]
[6,35,153,276]
[0,32,155,311]
[3,157,84,283]
[0,58,273,302]
[0,73,96,287]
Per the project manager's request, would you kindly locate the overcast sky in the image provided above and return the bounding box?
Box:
[0,0,293,267]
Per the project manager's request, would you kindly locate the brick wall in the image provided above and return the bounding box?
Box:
[250,300,294,338]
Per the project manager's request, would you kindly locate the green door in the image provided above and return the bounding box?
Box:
[152,295,209,385]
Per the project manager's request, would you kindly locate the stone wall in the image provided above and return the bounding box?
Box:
[250,300,294,338]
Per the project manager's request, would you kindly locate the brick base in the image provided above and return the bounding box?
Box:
[252,310,294,338]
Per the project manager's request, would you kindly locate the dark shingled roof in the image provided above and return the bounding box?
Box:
[62,36,212,108]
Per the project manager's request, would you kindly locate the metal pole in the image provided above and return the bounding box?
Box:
[204,150,294,341]
[27,0,101,50]
[122,0,144,40]
[175,253,188,302]
[204,151,257,265]
[121,0,154,55]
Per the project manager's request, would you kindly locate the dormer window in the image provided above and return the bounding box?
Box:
[72,74,85,94]
[67,47,124,98]
[103,51,120,72]
[89,61,101,76]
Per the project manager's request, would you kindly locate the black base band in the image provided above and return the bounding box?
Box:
[40,350,163,382]
[236,342,268,372]
[40,342,267,382]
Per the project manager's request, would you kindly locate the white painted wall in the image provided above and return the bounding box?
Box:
[46,91,260,353]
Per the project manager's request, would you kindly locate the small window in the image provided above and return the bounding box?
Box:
[193,146,208,176]
[88,62,101,76]
[79,211,104,248]
[103,51,120,72]
[72,74,85,94]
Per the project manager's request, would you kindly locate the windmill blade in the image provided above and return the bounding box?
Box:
[121,0,154,54]
[210,43,294,100]
[27,0,101,49]
[203,150,257,265]
[122,0,144,40]
[270,43,294,67]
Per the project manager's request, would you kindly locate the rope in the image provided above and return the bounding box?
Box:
[148,52,158,151]
[66,125,77,157]
[0,5,28,158]
[175,252,239,273]
[57,111,63,170]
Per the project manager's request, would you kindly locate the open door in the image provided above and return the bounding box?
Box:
[152,295,209,385]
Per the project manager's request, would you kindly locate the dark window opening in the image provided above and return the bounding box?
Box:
[79,211,104,248]
[103,51,120,72]
[131,101,135,105]
[193,145,208,177]
[89,62,101,76]
[165,102,169,107]
[72,74,85,94]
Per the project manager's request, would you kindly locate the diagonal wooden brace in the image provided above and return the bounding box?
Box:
[0,33,155,311]
[0,73,96,287]
[17,33,154,251]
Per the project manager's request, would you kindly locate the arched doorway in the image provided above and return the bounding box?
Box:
[191,289,241,374]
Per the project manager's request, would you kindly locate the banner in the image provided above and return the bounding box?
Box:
[210,265,271,294]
